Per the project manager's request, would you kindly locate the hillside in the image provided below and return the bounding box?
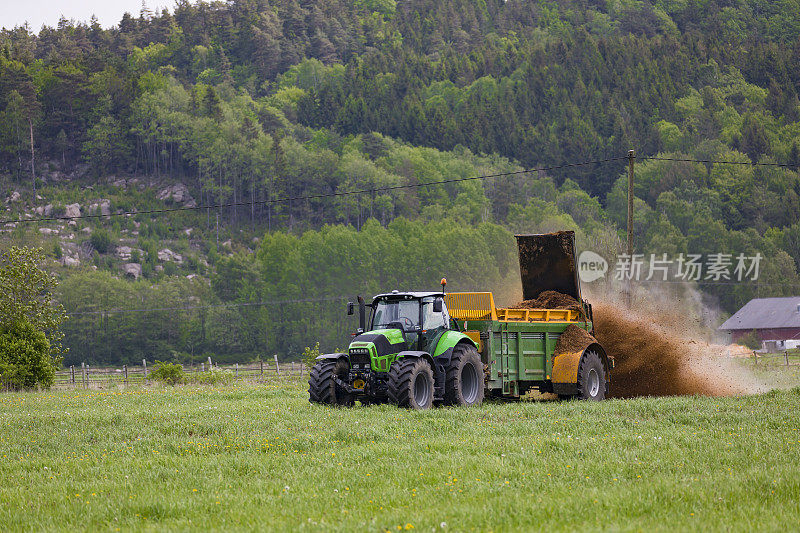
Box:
[2,0,800,364]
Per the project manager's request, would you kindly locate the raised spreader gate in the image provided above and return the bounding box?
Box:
[309,231,611,409]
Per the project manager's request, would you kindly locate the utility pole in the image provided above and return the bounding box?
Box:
[29,118,37,197]
[626,150,635,308]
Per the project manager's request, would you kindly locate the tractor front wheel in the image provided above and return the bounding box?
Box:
[309,359,353,406]
[388,357,434,409]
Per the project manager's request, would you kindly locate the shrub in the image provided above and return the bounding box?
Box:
[302,342,321,371]
[90,228,112,254]
[150,360,185,385]
[0,319,55,390]
[52,243,62,259]
[186,368,234,385]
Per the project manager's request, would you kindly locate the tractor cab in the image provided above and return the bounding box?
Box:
[370,291,449,352]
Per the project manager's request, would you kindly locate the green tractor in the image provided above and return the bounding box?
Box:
[308,282,484,409]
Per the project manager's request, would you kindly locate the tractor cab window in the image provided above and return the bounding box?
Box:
[422,297,448,330]
[373,299,421,331]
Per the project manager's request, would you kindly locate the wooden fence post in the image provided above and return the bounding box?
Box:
[274,354,280,375]
[260,360,263,375]
[786,351,790,367]
[123,364,128,383]
[71,365,75,385]
[201,362,205,372]
[207,356,213,370]
[753,351,758,365]
[143,359,147,379]
[235,363,239,378]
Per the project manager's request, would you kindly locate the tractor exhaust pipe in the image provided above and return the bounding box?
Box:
[357,295,366,333]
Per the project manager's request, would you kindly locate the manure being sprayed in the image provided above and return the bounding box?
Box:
[591,299,769,398]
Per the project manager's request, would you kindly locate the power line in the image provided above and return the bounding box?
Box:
[64,280,800,316]
[1,156,627,225]
[641,156,796,168]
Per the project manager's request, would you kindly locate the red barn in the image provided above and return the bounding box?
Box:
[719,297,800,351]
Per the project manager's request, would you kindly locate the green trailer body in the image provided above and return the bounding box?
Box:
[445,292,609,398]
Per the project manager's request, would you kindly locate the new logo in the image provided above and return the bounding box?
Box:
[578,251,608,283]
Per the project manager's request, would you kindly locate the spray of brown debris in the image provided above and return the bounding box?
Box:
[499,282,770,398]
[592,301,767,398]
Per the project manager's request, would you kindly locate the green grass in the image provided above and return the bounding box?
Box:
[1,381,800,532]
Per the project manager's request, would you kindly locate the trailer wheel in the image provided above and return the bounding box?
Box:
[444,344,485,407]
[577,350,606,401]
[388,357,434,409]
[309,359,353,406]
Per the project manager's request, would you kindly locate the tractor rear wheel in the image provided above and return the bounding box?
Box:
[444,344,485,407]
[309,359,353,406]
[577,350,606,401]
[388,357,434,409]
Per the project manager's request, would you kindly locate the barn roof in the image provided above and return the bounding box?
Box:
[719,297,800,331]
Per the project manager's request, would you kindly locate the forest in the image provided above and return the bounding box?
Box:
[2,0,800,364]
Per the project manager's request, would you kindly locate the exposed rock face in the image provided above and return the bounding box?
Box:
[38,228,58,235]
[116,246,142,261]
[63,255,80,267]
[35,204,53,216]
[64,203,81,219]
[123,263,142,279]
[158,184,196,207]
[158,248,183,263]
[88,199,111,217]
[7,191,21,203]
[116,246,132,260]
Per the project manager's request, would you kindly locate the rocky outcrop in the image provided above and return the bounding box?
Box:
[158,183,196,207]
[123,263,142,279]
[62,255,80,267]
[115,246,143,261]
[35,204,53,216]
[87,199,111,217]
[64,203,81,219]
[158,248,183,263]
[116,246,132,260]
[6,191,21,203]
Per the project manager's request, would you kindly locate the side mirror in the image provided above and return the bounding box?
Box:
[347,302,354,315]
[433,298,443,313]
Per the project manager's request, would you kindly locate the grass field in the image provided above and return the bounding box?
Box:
[2,379,800,532]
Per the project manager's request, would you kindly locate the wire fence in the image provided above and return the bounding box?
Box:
[748,351,800,368]
[54,357,307,390]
